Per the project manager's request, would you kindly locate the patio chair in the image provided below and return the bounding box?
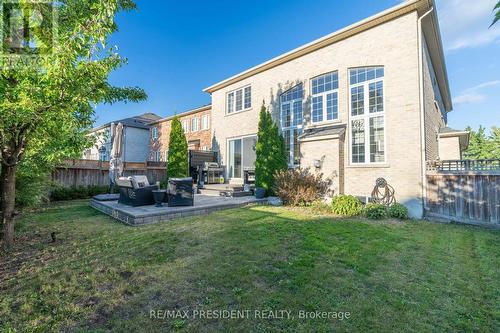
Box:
[117,175,159,207]
[167,177,194,207]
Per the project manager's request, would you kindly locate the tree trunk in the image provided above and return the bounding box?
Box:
[1,163,17,250]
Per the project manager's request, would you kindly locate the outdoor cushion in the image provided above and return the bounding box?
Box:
[116,177,133,188]
[130,175,150,189]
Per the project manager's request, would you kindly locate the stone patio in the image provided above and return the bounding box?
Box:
[90,194,268,225]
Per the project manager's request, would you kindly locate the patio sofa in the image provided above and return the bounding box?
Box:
[116,175,158,207]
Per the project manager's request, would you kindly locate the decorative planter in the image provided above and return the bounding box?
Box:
[255,187,266,199]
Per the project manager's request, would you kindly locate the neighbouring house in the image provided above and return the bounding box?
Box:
[148,104,212,161]
[203,0,469,218]
[83,113,161,162]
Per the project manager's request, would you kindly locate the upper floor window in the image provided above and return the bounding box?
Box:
[151,127,158,140]
[227,85,252,114]
[182,120,189,133]
[153,150,161,162]
[191,117,199,132]
[311,71,339,123]
[280,83,303,166]
[201,114,210,130]
[349,66,385,164]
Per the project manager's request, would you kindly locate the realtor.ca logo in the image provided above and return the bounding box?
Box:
[0,0,57,68]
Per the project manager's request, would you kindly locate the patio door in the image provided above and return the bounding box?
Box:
[228,135,257,180]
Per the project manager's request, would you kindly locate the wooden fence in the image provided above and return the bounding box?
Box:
[52,159,167,187]
[425,160,500,225]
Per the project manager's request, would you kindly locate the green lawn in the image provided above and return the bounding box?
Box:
[1,201,499,332]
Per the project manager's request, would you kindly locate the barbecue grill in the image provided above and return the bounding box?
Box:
[202,162,225,184]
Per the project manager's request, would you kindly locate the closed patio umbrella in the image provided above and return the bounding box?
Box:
[109,122,124,193]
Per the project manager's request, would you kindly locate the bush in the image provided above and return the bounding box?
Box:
[274,168,331,206]
[331,195,363,216]
[50,185,109,201]
[167,116,189,179]
[255,104,288,195]
[364,203,387,220]
[388,203,409,219]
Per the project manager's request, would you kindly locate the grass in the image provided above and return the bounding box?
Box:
[1,200,499,332]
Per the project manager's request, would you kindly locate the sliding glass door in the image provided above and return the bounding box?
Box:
[228,135,257,179]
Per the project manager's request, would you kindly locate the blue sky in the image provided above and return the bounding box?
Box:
[95,0,500,131]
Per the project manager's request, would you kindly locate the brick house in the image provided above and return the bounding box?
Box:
[202,0,468,218]
[148,104,212,162]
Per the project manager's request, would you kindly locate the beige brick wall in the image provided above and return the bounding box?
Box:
[300,136,343,195]
[211,12,427,217]
[149,108,212,161]
[438,136,461,160]
[422,38,446,161]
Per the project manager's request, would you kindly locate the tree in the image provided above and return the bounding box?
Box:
[255,103,288,195]
[491,1,500,27]
[0,0,146,250]
[167,117,189,179]
[463,126,500,160]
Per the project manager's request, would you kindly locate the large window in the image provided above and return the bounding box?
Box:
[311,71,339,123]
[349,67,385,164]
[280,84,303,166]
[227,85,252,114]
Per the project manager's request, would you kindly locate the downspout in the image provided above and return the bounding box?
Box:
[418,7,434,216]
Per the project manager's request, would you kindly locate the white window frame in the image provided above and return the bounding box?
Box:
[280,84,303,167]
[311,71,340,124]
[153,150,161,162]
[348,67,387,165]
[226,85,252,114]
[191,117,199,132]
[152,126,158,140]
[182,120,189,133]
[226,134,257,180]
[201,114,210,130]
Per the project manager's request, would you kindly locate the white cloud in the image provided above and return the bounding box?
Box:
[453,80,500,105]
[436,0,500,51]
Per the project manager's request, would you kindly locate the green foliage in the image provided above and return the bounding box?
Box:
[331,195,363,216]
[50,185,109,201]
[491,1,500,27]
[274,168,331,206]
[0,0,146,246]
[365,203,387,220]
[388,203,409,220]
[464,126,500,160]
[166,117,188,179]
[255,103,288,195]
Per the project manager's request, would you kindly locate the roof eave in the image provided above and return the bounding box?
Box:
[203,0,429,94]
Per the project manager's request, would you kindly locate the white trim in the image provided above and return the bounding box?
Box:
[203,0,428,93]
[348,67,387,165]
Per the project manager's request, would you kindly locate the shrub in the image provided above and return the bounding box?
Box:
[388,203,409,219]
[50,185,109,201]
[331,195,363,216]
[364,203,387,220]
[273,168,331,206]
[255,104,288,195]
[167,116,189,179]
